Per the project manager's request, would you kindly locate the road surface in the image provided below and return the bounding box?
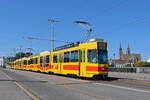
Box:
[0,68,150,100]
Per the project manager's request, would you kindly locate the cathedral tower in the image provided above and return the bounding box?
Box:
[119,43,124,60]
[126,43,131,56]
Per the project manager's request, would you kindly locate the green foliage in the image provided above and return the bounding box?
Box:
[15,52,33,59]
[109,63,114,67]
[135,62,150,67]
[6,52,33,62]
[15,52,26,59]
[126,64,131,67]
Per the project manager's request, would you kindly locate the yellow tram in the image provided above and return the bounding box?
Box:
[10,39,108,78]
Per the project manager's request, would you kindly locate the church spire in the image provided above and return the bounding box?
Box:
[120,43,122,49]
[119,42,124,60]
[126,43,131,56]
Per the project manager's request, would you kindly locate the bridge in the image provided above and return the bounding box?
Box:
[0,68,150,100]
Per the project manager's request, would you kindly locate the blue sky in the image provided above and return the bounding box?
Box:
[0,0,149,60]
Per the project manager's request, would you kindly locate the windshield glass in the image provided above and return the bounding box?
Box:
[87,49,97,63]
[98,50,108,64]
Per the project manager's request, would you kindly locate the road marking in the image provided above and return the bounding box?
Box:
[56,82,93,85]
[6,69,110,100]
[0,70,41,100]
[94,82,150,94]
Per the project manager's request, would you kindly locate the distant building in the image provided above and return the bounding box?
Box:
[147,58,150,62]
[109,43,142,67]
[0,57,4,67]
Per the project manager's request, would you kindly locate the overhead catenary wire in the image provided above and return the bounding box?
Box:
[83,0,129,21]
[96,0,129,16]
[23,36,72,43]
[90,16,150,38]
[22,36,73,56]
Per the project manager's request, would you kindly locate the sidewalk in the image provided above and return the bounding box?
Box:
[109,72,150,81]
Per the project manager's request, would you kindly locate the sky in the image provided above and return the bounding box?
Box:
[0,0,150,60]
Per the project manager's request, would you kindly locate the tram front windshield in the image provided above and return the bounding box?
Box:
[98,50,108,64]
[87,49,97,63]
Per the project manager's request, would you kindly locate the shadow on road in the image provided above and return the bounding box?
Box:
[0,79,48,83]
[0,79,15,82]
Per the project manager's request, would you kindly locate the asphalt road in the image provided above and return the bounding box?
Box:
[1,68,150,100]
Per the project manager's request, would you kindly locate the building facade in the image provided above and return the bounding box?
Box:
[109,43,142,67]
[147,58,150,62]
[0,57,4,67]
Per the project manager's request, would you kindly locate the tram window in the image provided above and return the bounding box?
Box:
[40,57,43,67]
[31,59,33,64]
[19,62,21,66]
[46,55,49,63]
[75,50,78,62]
[83,50,85,62]
[64,52,70,62]
[53,54,57,63]
[87,49,97,63]
[24,60,27,65]
[98,50,108,64]
[71,51,74,62]
[71,50,78,62]
[28,60,30,65]
[35,58,38,64]
[40,57,43,63]
[80,50,82,62]
[33,58,35,64]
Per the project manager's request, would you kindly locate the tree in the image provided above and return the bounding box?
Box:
[15,52,26,59]
[135,62,150,67]
[6,56,15,62]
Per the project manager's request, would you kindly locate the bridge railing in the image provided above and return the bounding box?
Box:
[109,67,150,73]
[109,67,137,73]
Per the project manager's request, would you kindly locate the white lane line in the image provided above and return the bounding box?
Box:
[94,83,150,94]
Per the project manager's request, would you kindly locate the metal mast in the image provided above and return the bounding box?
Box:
[22,36,34,55]
[48,18,60,51]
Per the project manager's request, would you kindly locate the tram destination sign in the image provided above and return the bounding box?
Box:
[54,42,80,51]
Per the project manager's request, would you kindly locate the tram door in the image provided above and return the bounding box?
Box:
[40,56,44,72]
[59,53,63,73]
[43,57,46,72]
[79,49,86,76]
